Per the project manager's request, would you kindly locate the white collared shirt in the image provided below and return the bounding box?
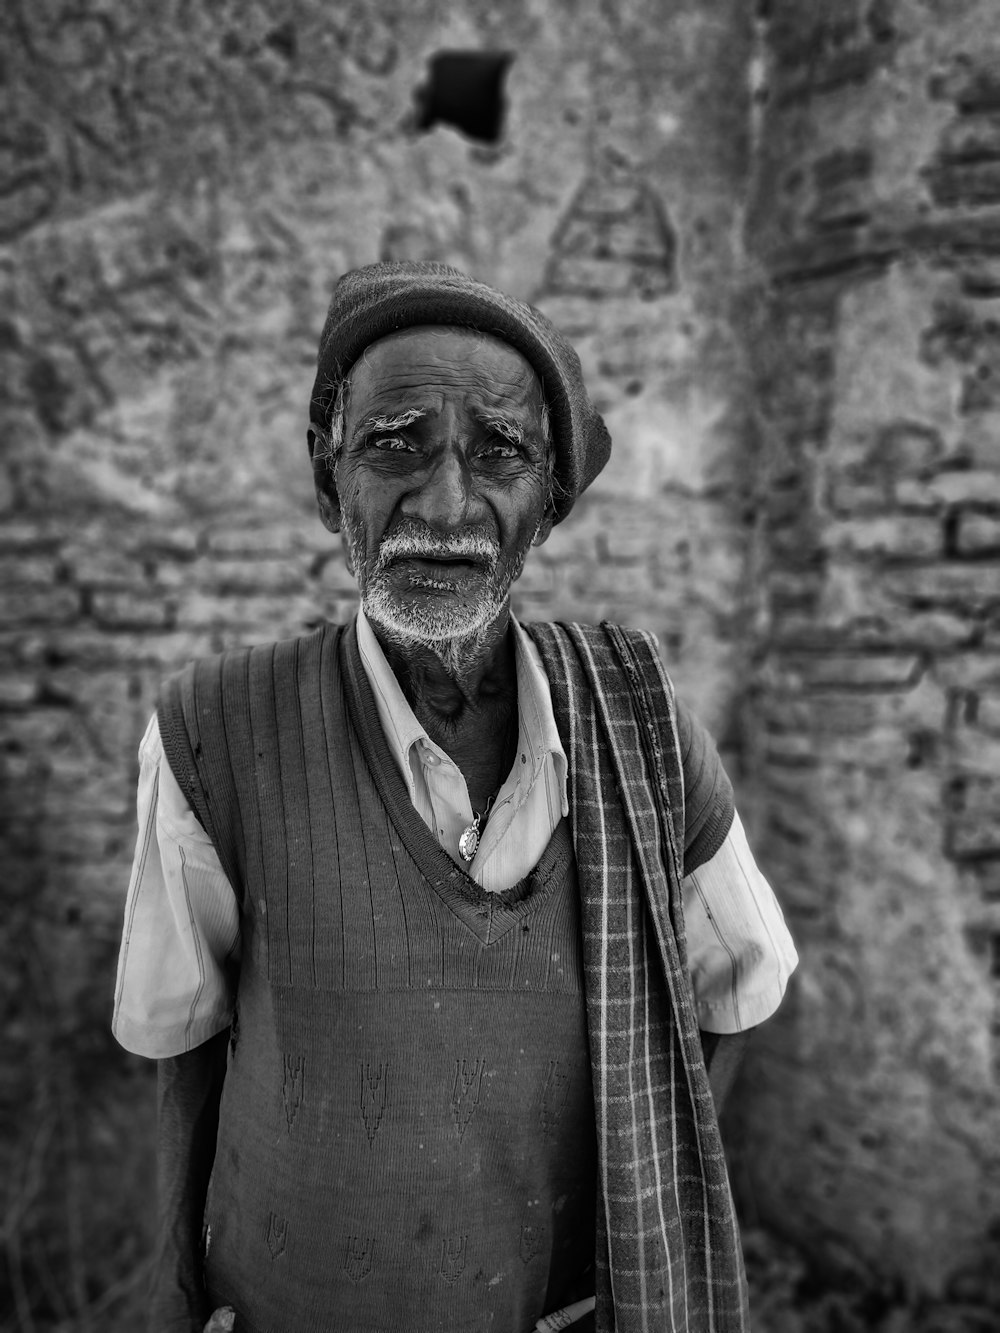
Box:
[112,614,797,1058]
[356,609,568,891]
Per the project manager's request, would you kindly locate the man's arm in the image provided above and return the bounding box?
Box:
[700,1028,753,1115]
[149,1030,230,1333]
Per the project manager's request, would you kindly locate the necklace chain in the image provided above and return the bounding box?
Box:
[458,709,517,863]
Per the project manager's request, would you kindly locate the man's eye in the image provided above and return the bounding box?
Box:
[480,440,520,460]
[370,435,414,452]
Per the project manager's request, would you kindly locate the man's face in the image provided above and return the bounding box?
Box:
[318,326,553,647]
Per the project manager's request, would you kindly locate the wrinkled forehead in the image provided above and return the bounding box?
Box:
[347,325,544,415]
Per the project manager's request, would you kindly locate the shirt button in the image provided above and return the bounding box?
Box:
[423,751,440,767]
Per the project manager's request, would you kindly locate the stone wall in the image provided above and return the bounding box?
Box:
[5,0,1000,1325]
[1,1,756,1323]
[736,0,1000,1304]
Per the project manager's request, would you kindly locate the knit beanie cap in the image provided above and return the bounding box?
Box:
[308,261,611,523]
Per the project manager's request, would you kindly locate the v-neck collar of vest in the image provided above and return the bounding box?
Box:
[335,618,574,947]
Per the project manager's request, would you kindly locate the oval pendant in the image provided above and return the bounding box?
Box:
[458,822,479,862]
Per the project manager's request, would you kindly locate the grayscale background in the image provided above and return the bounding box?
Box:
[2,1,999,1328]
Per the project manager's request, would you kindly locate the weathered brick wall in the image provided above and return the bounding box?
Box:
[1,1,755,1321]
[8,0,1000,1324]
[736,0,1000,1301]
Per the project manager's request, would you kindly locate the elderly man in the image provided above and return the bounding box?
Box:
[114,262,796,1333]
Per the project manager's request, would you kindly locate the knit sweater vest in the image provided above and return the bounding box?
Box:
[158,623,597,1333]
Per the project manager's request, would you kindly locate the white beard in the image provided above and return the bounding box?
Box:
[346,519,530,666]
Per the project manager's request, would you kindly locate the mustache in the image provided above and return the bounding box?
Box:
[373,523,500,571]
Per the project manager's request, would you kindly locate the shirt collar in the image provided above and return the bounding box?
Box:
[355,607,427,804]
[354,606,568,815]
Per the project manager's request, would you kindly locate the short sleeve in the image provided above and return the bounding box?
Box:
[683,810,798,1034]
[112,714,241,1059]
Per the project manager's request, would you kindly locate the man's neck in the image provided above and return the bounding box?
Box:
[366,605,518,722]
[363,605,521,814]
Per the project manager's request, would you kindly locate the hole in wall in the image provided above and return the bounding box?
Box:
[414,50,514,144]
[943,509,960,557]
[264,21,297,61]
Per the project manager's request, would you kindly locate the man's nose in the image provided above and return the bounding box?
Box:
[403,447,478,532]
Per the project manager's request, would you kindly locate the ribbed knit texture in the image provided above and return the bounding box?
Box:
[158,623,596,1333]
[307,261,612,522]
[157,617,741,1331]
[526,622,749,1333]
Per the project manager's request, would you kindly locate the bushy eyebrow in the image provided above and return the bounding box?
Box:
[473,409,525,446]
[358,408,427,434]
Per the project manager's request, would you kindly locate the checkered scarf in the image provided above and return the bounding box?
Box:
[526,621,750,1333]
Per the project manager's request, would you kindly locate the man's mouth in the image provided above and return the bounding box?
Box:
[396,554,482,573]
[372,529,501,590]
[388,554,487,587]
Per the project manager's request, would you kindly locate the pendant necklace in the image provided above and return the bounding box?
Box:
[458,707,517,864]
[458,793,497,863]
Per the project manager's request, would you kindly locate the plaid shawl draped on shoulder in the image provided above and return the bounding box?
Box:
[526,621,750,1333]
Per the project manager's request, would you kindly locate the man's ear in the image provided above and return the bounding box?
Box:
[308,425,342,534]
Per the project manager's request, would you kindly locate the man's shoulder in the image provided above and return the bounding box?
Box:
[157,621,352,739]
[155,620,353,807]
[518,618,678,730]
[520,619,667,679]
[520,617,659,645]
[163,621,347,688]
